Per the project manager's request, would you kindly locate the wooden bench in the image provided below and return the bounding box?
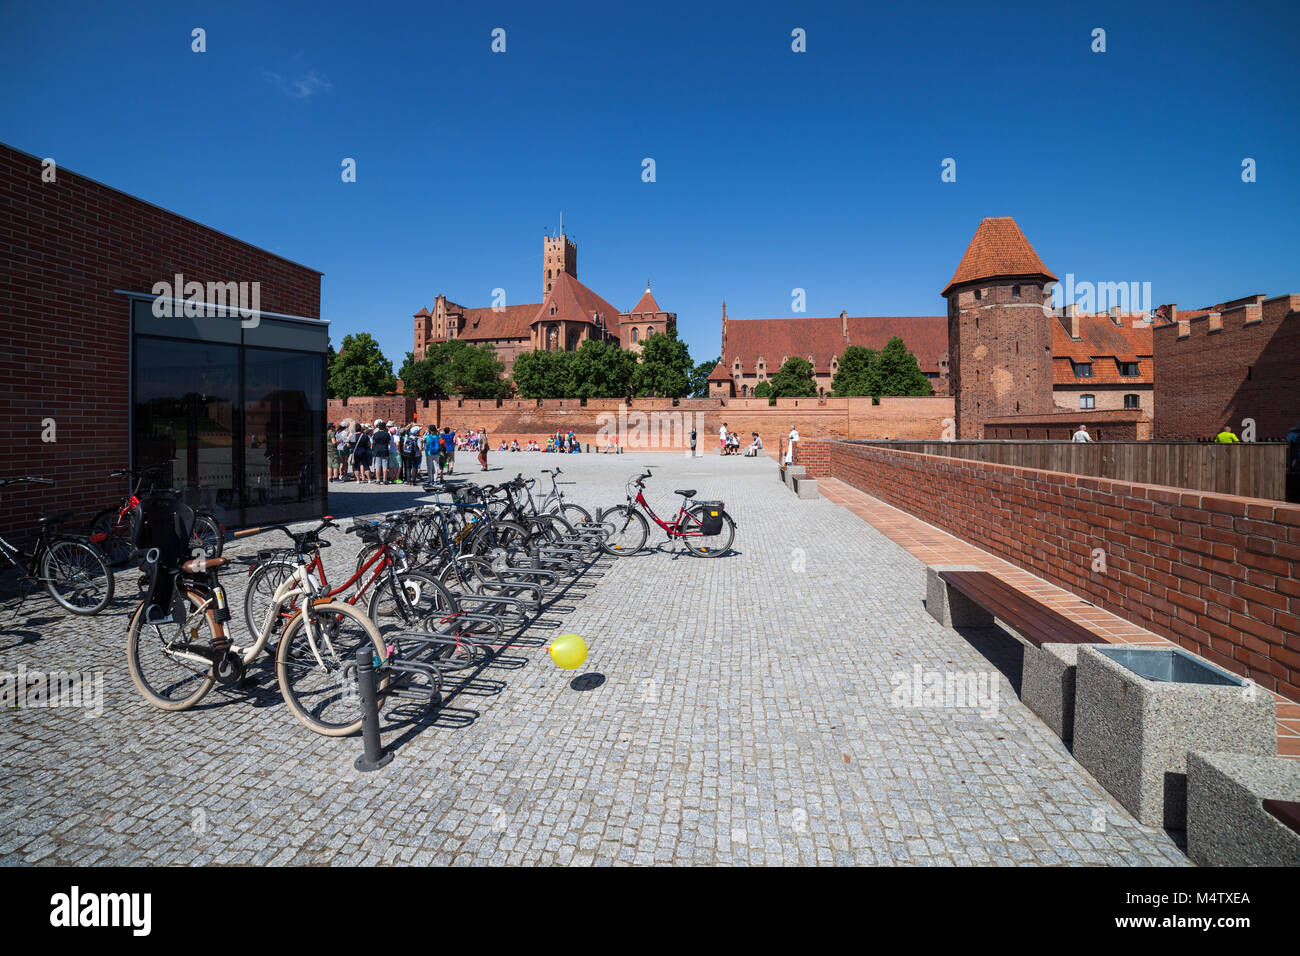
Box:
[1264,799,1300,837]
[926,566,1108,743]
[934,570,1098,646]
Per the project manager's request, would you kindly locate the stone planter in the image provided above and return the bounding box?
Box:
[1021,642,1111,743]
[1073,645,1275,828]
[1186,751,1300,866]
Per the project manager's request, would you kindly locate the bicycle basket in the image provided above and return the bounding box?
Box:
[694,500,725,536]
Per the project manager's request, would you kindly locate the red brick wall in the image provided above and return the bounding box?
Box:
[1154,296,1300,440]
[0,142,321,539]
[328,395,956,452]
[800,440,1300,699]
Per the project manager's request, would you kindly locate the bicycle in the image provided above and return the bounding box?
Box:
[127,492,400,736]
[89,466,223,566]
[598,468,736,557]
[0,477,115,614]
[241,516,461,652]
[536,467,593,526]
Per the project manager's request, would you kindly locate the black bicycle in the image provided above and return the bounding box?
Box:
[0,477,115,615]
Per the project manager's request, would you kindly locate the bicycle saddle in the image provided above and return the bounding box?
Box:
[182,556,228,573]
[673,489,697,498]
[36,511,74,525]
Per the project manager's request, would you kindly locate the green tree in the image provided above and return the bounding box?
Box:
[440,339,509,399]
[690,356,721,398]
[831,345,879,396]
[872,336,933,396]
[511,349,575,398]
[329,333,395,399]
[569,339,638,398]
[766,356,818,398]
[632,329,694,398]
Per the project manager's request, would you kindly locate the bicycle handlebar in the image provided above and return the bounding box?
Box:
[0,476,54,486]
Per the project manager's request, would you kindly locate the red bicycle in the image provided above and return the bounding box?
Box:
[598,468,735,557]
[89,467,223,566]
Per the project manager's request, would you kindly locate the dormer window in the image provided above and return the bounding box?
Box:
[1073,361,1093,378]
[1118,361,1140,377]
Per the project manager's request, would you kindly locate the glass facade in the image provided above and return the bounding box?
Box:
[130,300,327,527]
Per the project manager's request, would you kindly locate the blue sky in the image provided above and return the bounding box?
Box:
[2,0,1297,367]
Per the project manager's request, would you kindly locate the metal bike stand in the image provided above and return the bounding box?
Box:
[354,649,393,772]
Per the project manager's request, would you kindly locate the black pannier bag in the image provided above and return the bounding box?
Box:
[694,500,725,536]
[133,493,196,625]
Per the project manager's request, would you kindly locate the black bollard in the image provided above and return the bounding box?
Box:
[354,648,393,771]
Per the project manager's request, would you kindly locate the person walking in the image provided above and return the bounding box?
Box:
[1072,424,1094,443]
[1214,424,1240,443]
[326,422,340,481]
[719,422,728,455]
[371,419,391,483]
[424,426,440,483]
[441,426,455,475]
[478,428,489,471]
[335,422,352,480]
[689,426,697,457]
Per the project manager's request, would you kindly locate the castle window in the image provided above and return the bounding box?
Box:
[1124,394,1140,409]
[1072,361,1093,378]
[1118,361,1140,376]
[974,289,982,301]
[1080,394,1096,410]
[550,305,557,316]
[1012,285,1021,299]
[631,327,638,343]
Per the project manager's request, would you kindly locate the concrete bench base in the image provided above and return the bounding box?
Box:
[792,476,819,499]
[1186,752,1300,866]
[1073,646,1277,829]
[780,464,805,488]
[925,565,993,628]
[1021,642,1111,743]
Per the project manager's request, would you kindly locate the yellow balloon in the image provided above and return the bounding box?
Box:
[549,633,588,670]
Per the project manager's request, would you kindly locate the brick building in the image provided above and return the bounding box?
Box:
[412,233,677,375]
[0,141,328,537]
[1152,295,1300,441]
[711,303,949,398]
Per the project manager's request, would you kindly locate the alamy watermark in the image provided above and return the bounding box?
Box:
[152,274,261,328]
[890,664,1000,719]
[1,664,104,718]
[596,405,702,450]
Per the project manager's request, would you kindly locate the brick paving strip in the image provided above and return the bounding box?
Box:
[0,455,1189,865]
[819,477,1300,758]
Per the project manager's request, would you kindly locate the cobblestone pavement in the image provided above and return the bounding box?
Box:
[0,452,1188,865]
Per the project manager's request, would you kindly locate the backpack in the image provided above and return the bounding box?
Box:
[403,434,418,455]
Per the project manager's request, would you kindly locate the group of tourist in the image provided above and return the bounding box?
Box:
[716,422,766,458]
[327,420,491,483]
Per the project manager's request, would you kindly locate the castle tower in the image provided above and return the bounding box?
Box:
[942,217,1058,438]
[617,281,676,354]
[543,233,577,297]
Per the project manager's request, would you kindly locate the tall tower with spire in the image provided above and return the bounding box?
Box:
[943,217,1058,438]
[543,231,577,297]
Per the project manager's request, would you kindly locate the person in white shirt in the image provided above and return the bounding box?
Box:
[785,426,799,464]
[1072,425,1094,443]
[719,422,728,455]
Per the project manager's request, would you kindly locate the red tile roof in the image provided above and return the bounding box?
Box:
[723,315,948,375]
[1052,313,1155,386]
[535,271,623,340]
[628,288,663,314]
[943,217,1057,295]
[707,361,731,382]
[457,303,540,341]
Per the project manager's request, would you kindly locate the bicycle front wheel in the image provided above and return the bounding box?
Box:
[126,593,216,710]
[276,600,388,736]
[366,569,460,640]
[88,508,133,566]
[191,513,223,558]
[680,505,736,557]
[42,538,114,614]
[598,505,648,556]
[242,558,302,658]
